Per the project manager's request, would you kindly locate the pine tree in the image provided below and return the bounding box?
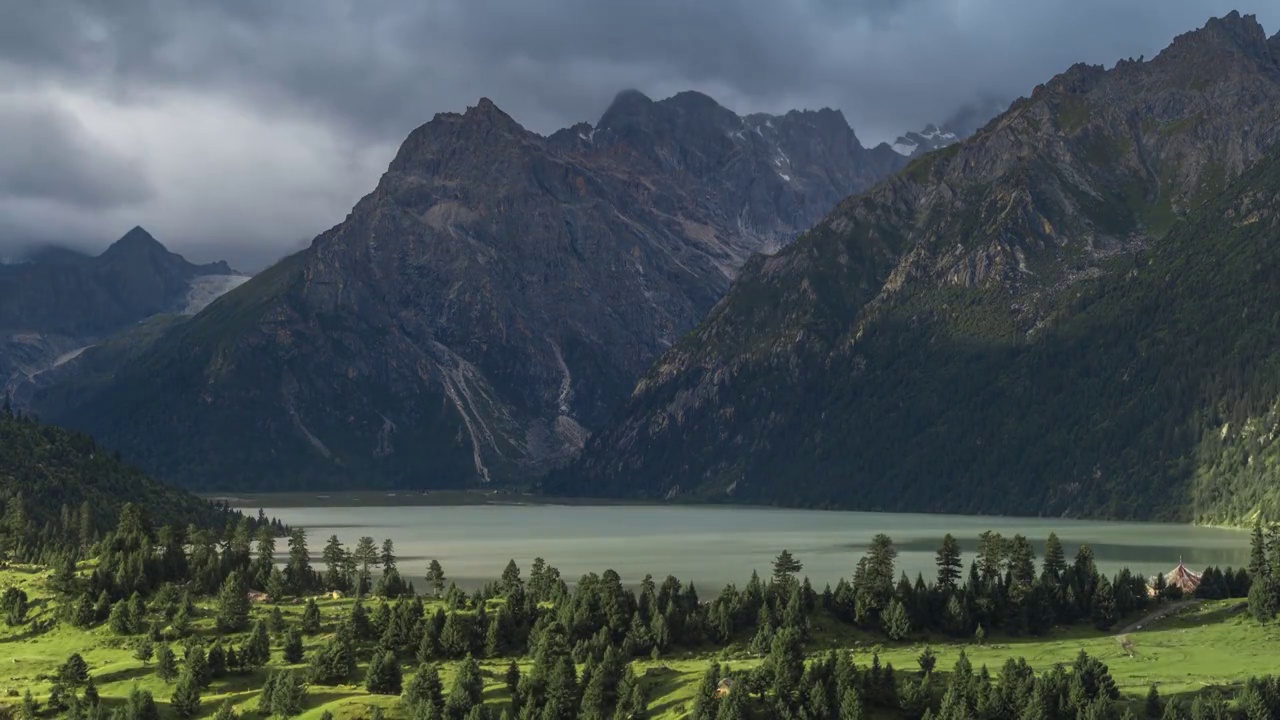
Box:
[169,671,202,719]
[109,601,133,635]
[445,655,484,718]
[353,536,379,596]
[1043,533,1066,582]
[186,645,211,689]
[246,619,271,668]
[286,528,312,594]
[208,643,227,679]
[1092,577,1118,631]
[302,598,322,634]
[691,662,721,720]
[1145,685,1162,718]
[267,567,287,602]
[772,550,804,590]
[83,677,100,706]
[917,646,937,675]
[59,653,90,689]
[269,606,286,636]
[405,664,445,711]
[134,637,154,664]
[380,538,397,573]
[426,559,447,598]
[323,534,349,591]
[215,571,250,632]
[156,644,178,682]
[309,624,356,685]
[20,689,37,720]
[883,599,911,641]
[283,628,304,664]
[365,650,404,695]
[271,672,308,718]
[936,534,963,591]
[213,700,239,720]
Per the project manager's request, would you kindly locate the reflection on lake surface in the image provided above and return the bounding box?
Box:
[246,503,1249,590]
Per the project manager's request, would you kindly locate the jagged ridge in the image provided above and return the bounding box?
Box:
[554,13,1280,523]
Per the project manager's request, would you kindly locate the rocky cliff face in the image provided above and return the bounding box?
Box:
[0,227,239,398]
[35,91,906,490]
[553,13,1280,522]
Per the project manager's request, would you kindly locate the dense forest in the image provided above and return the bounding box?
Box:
[0,406,270,565]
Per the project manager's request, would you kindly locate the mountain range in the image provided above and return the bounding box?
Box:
[550,12,1280,523]
[0,227,244,402]
[31,91,910,490]
[19,12,1280,524]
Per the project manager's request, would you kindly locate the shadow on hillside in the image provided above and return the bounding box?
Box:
[639,665,688,717]
[94,664,154,685]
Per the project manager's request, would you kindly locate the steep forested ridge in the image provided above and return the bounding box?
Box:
[0,407,242,557]
[555,13,1280,523]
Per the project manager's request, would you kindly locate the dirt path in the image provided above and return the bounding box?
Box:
[1114,600,1199,655]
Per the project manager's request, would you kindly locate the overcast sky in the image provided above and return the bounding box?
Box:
[1,1,1274,271]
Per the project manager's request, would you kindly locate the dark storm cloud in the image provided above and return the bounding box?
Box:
[0,98,151,208]
[0,0,1275,266]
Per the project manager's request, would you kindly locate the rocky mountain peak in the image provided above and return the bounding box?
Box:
[1156,11,1276,69]
[389,97,533,174]
[100,226,167,259]
[596,89,657,131]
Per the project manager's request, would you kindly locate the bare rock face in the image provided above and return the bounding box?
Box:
[554,13,1280,522]
[36,92,906,489]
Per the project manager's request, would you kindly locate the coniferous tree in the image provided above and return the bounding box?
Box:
[691,662,721,720]
[426,559,447,598]
[213,700,238,720]
[405,664,445,712]
[883,599,911,641]
[1092,577,1118,631]
[285,528,312,594]
[1145,685,1162,718]
[322,534,349,591]
[215,571,250,632]
[109,600,133,635]
[366,650,404,695]
[169,671,201,719]
[445,655,484,719]
[156,644,178,682]
[353,536,379,596]
[283,628,304,664]
[246,619,271,668]
[134,638,154,664]
[310,623,356,685]
[186,645,211,689]
[302,598,322,634]
[936,534,963,592]
[267,567,287,602]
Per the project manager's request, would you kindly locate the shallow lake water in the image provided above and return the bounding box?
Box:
[240,501,1249,591]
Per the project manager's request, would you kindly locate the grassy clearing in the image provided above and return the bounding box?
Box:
[1,566,1273,719]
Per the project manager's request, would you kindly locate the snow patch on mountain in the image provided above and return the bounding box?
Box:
[183,274,250,315]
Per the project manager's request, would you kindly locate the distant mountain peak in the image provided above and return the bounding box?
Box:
[597,89,657,129]
[100,226,170,260]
